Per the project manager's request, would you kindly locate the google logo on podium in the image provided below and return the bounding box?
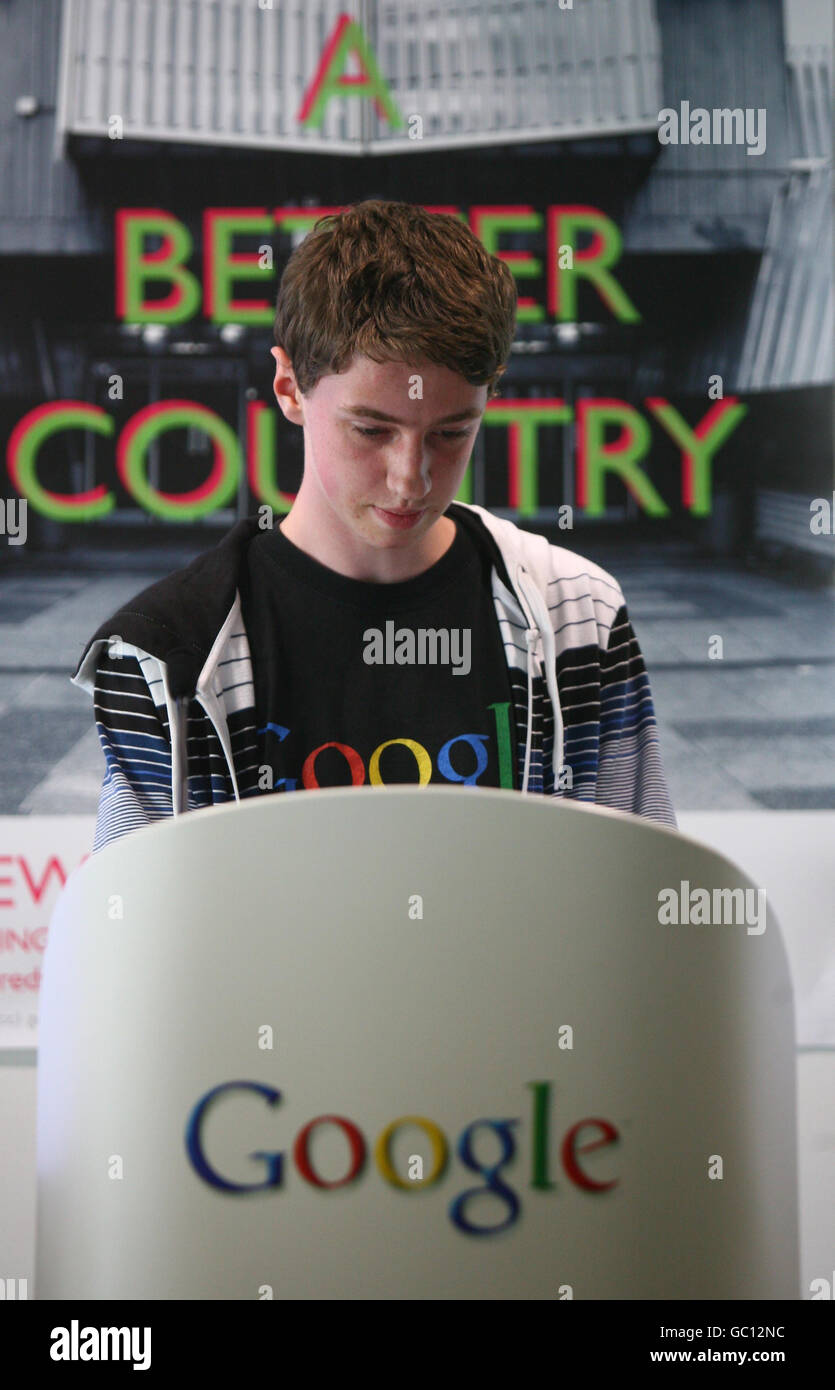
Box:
[185,1079,620,1236]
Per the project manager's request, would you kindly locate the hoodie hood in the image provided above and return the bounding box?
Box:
[72,517,263,697]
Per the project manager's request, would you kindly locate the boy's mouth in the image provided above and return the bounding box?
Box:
[373,506,425,529]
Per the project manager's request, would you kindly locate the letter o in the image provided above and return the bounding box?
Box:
[117,400,240,519]
[293,1115,366,1189]
[374,1115,448,1190]
[368,738,432,785]
[302,741,365,788]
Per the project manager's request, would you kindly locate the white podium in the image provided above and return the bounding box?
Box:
[35,788,799,1299]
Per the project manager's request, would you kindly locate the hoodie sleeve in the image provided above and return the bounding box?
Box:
[595,604,677,828]
[89,645,174,853]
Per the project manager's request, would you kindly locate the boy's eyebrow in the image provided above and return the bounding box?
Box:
[340,404,483,424]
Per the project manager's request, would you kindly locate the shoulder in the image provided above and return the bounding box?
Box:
[72,516,262,689]
[453,503,627,626]
[109,516,262,633]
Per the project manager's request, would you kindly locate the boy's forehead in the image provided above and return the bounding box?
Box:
[328,353,486,402]
[341,353,445,382]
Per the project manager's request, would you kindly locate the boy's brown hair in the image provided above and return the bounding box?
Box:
[273,199,518,399]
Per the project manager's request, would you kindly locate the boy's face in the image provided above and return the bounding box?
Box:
[271,346,488,580]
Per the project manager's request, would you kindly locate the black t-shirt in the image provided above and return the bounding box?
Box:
[238,514,518,792]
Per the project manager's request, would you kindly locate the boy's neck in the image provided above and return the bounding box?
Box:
[278,508,457,583]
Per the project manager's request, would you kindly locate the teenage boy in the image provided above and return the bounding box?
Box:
[72,199,676,852]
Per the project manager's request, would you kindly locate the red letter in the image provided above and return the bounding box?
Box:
[17,856,68,905]
[302,742,365,788]
[293,1116,366,1188]
[0,857,14,909]
[561,1118,619,1191]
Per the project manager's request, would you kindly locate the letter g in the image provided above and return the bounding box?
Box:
[185,1080,284,1192]
[450,1118,520,1235]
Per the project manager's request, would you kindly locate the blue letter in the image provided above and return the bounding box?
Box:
[185,1080,284,1192]
[450,1119,520,1235]
[437,733,489,785]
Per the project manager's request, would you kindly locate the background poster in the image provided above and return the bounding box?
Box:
[0,0,832,1296]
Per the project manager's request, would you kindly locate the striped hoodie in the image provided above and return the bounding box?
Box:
[71,501,676,851]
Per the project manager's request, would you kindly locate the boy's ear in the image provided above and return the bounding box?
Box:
[270,346,305,425]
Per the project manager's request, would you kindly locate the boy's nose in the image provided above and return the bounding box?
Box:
[386,443,432,499]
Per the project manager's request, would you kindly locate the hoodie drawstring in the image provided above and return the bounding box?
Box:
[514,564,565,794]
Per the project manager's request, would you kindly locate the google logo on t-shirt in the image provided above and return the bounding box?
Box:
[185,1080,620,1236]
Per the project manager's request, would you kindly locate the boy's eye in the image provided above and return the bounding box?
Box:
[353,425,471,439]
